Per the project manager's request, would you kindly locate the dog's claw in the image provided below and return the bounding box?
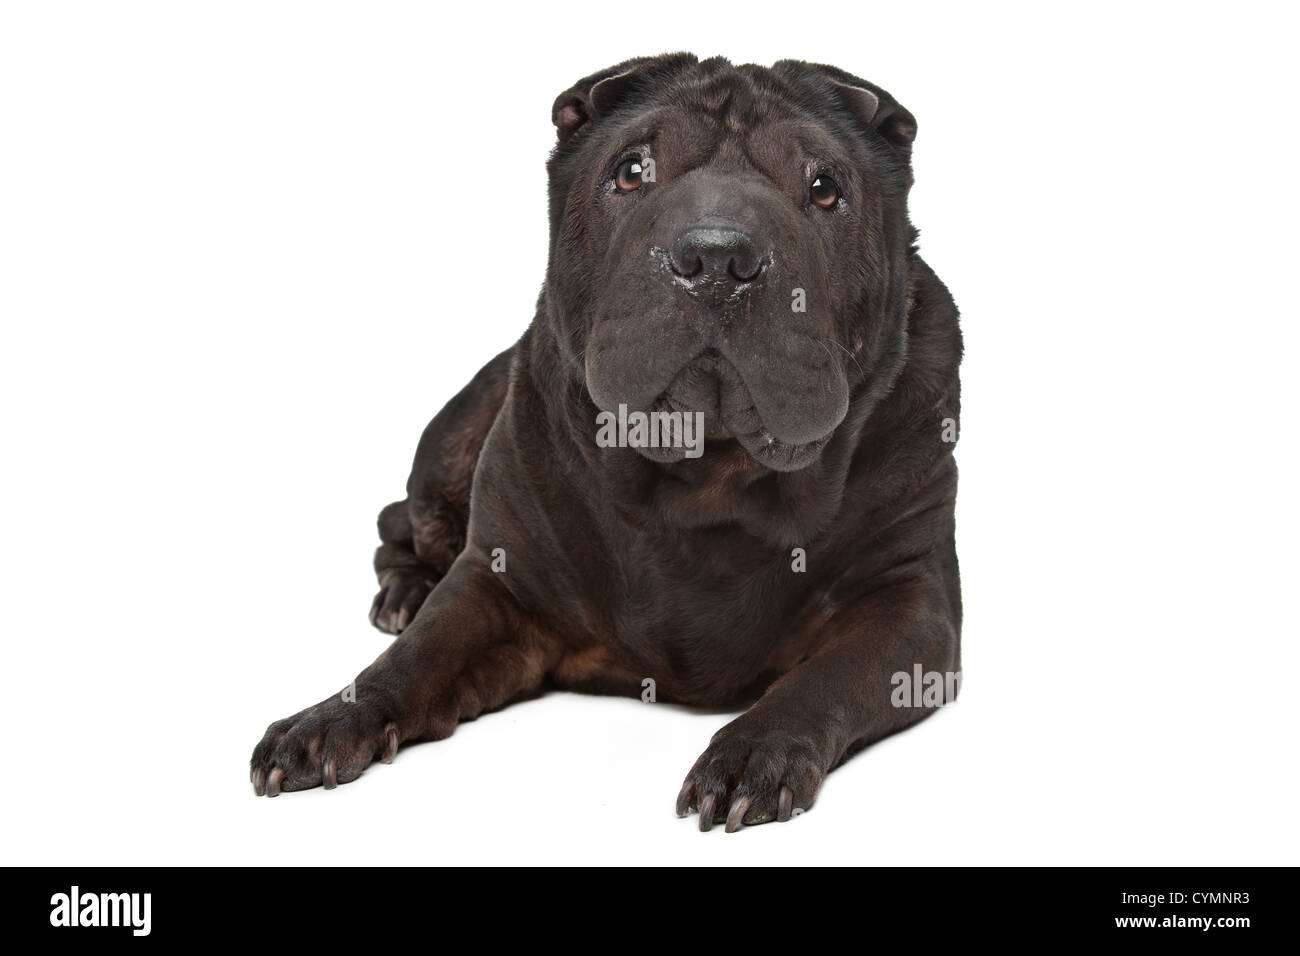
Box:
[252,767,266,796]
[322,758,337,790]
[698,792,717,832]
[369,572,436,635]
[675,780,695,817]
[777,785,794,822]
[725,795,751,833]
[265,766,285,798]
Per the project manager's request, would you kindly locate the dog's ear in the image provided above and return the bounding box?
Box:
[551,53,698,145]
[773,61,918,159]
[829,79,918,154]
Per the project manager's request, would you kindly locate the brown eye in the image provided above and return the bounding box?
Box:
[810,174,840,208]
[615,157,645,192]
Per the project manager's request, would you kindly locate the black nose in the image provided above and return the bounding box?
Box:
[669,227,764,283]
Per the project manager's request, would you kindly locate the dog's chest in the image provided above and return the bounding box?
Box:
[601,532,826,702]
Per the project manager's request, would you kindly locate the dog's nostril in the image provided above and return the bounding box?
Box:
[728,256,762,283]
[672,254,703,278]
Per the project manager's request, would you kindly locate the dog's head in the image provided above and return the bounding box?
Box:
[545,54,918,471]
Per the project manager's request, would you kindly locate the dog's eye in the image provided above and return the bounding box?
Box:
[615,157,646,192]
[810,174,840,208]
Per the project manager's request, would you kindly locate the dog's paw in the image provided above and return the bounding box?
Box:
[369,569,436,634]
[250,696,398,796]
[676,720,827,832]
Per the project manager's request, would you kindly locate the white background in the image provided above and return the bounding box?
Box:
[2,1,1297,866]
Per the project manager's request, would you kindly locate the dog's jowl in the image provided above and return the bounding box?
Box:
[250,54,963,832]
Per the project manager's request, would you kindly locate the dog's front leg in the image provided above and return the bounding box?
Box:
[251,558,556,795]
[676,573,960,831]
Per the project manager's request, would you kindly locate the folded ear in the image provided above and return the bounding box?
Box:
[772,60,918,159]
[828,79,918,153]
[551,53,698,145]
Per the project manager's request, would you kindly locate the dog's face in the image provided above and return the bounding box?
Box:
[545,55,919,471]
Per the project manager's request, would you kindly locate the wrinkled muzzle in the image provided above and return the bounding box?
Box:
[585,170,850,471]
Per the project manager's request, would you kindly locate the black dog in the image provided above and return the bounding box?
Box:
[251,54,963,832]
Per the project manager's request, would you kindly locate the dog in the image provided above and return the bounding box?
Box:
[250,53,963,832]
